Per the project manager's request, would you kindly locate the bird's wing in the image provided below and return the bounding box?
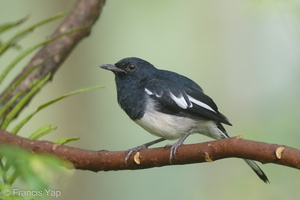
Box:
[144,77,232,126]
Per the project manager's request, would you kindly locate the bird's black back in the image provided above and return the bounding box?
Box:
[145,69,232,126]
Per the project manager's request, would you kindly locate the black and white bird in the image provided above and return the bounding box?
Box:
[100,57,269,183]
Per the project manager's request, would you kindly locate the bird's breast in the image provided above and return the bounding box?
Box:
[134,97,196,140]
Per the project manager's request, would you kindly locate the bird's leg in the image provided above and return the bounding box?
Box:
[125,138,166,162]
[165,129,194,164]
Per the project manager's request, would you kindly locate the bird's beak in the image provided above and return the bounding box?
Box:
[99,64,125,73]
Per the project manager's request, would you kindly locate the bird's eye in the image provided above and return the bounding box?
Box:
[127,63,136,71]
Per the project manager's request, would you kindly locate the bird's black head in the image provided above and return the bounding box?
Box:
[100,57,157,120]
[100,57,157,82]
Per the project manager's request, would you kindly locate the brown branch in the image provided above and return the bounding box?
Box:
[0,0,106,114]
[0,129,299,172]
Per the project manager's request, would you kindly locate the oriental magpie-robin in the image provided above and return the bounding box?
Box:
[100,57,269,183]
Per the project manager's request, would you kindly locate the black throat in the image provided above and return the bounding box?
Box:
[115,75,146,120]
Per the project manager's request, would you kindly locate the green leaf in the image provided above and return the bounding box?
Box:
[0,145,46,188]
[0,64,41,104]
[28,125,57,140]
[0,12,66,55]
[54,137,79,145]
[38,85,103,111]
[0,91,26,118]
[0,160,8,184]
[0,52,44,92]
[1,74,51,130]
[0,145,73,188]
[0,16,28,34]
[11,85,103,134]
[0,184,23,200]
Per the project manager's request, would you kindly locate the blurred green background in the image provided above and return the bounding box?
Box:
[1,0,300,199]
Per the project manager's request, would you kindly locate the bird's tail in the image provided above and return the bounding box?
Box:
[243,159,269,183]
[214,125,269,183]
[215,126,269,183]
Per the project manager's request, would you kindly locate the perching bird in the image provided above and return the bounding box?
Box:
[100,57,269,183]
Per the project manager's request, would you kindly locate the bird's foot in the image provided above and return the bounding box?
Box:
[164,140,183,164]
[125,138,166,163]
[125,144,148,163]
[165,129,193,164]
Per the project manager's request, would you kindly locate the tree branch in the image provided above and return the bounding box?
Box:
[0,129,299,172]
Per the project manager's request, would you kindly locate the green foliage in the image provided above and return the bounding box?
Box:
[0,16,28,34]
[0,13,66,55]
[0,145,73,199]
[28,125,58,140]
[1,74,51,130]
[12,85,102,135]
[0,14,101,198]
[54,137,80,145]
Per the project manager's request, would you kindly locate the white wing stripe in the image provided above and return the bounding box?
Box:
[145,88,163,98]
[187,95,217,113]
[145,88,153,95]
[170,92,188,109]
[146,87,215,113]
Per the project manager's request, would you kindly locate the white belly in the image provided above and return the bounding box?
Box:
[135,98,226,140]
[135,110,196,140]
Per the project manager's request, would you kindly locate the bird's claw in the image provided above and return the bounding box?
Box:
[125,138,167,163]
[125,145,147,163]
[165,142,181,164]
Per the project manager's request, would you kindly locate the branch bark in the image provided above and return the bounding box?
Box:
[1,129,299,172]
